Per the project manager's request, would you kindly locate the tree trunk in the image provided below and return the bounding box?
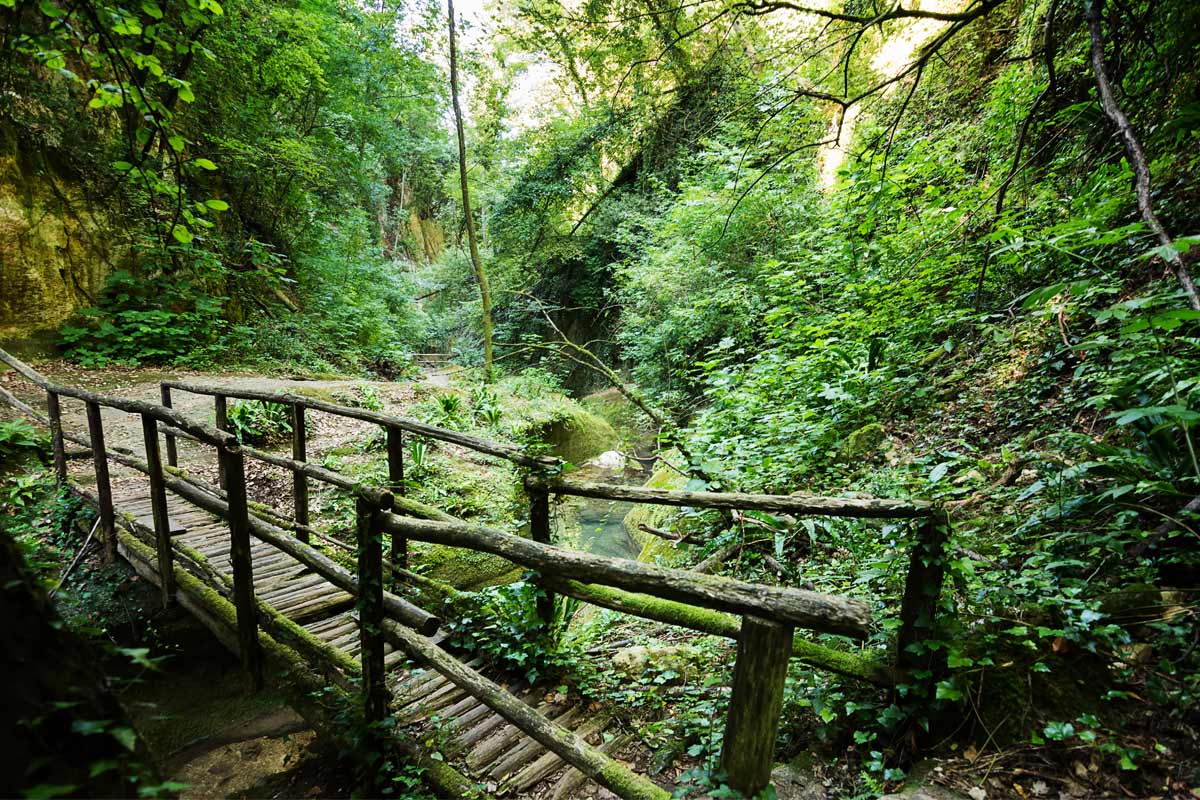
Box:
[449,0,495,379]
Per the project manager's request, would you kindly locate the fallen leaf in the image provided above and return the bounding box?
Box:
[968,788,987,800]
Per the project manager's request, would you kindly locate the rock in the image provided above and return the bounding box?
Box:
[534,408,620,466]
[588,450,628,470]
[611,644,702,681]
[0,143,125,351]
[771,763,827,800]
[622,452,689,565]
[837,423,886,463]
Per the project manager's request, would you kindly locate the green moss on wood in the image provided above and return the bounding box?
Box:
[554,578,893,686]
[597,761,671,800]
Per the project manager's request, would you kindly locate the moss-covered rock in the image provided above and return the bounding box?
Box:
[623,457,689,565]
[531,407,619,466]
[413,542,522,590]
[837,422,886,463]
[0,139,127,351]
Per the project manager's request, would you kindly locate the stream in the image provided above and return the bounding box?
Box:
[567,456,650,561]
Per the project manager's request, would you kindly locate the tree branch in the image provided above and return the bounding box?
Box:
[1085,0,1200,309]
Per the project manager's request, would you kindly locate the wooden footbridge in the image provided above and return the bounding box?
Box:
[0,349,948,799]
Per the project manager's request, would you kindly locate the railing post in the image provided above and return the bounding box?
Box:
[46,390,67,486]
[386,426,406,576]
[896,512,949,683]
[356,497,388,724]
[160,384,178,468]
[85,402,116,564]
[529,485,554,627]
[292,403,308,542]
[214,394,229,489]
[141,413,176,608]
[721,615,792,797]
[220,443,263,692]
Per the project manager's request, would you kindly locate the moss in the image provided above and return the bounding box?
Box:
[413,541,521,590]
[581,388,653,449]
[531,406,619,466]
[554,578,893,685]
[837,422,886,462]
[622,457,689,565]
[597,761,672,800]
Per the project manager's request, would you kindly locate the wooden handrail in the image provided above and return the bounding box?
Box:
[2,397,441,636]
[0,350,237,450]
[161,379,560,469]
[379,513,873,638]
[156,422,393,508]
[529,476,934,519]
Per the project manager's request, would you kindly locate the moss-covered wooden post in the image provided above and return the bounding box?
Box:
[292,403,309,542]
[86,401,116,564]
[220,443,263,692]
[720,615,793,797]
[46,390,67,487]
[160,384,178,468]
[141,413,175,608]
[386,426,407,577]
[529,484,554,627]
[215,394,229,489]
[357,497,388,724]
[896,511,950,685]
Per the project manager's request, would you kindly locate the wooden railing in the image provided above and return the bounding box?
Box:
[0,354,947,799]
[156,378,948,796]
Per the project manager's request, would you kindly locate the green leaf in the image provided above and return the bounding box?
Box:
[192,157,217,171]
[1110,405,1200,425]
[71,719,111,735]
[1042,721,1074,741]
[934,680,962,701]
[205,199,229,211]
[141,0,163,17]
[110,726,138,751]
[171,225,194,244]
[112,161,134,172]
[167,135,185,152]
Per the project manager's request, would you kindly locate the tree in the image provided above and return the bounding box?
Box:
[449,0,495,380]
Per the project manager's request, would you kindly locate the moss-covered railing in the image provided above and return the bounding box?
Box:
[0,350,945,800]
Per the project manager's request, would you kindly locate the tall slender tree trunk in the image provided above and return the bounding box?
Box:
[448,0,495,379]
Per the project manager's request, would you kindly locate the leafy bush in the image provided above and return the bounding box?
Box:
[0,419,46,462]
[445,581,554,683]
[225,401,293,445]
[59,269,226,367]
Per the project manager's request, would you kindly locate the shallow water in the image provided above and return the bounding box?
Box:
[570,462,645,560]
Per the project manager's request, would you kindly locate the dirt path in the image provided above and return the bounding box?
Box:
[0,362,456,508]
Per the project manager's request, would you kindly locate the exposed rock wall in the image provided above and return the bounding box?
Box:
[0,137,128,353]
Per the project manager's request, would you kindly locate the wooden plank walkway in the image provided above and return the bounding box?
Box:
[110,483,630,799]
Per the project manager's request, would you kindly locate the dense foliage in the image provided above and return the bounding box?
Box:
[3,0,1200,795]
[2,0,449,372]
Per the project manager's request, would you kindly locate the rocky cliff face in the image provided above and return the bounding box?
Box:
[0,140,128,354]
